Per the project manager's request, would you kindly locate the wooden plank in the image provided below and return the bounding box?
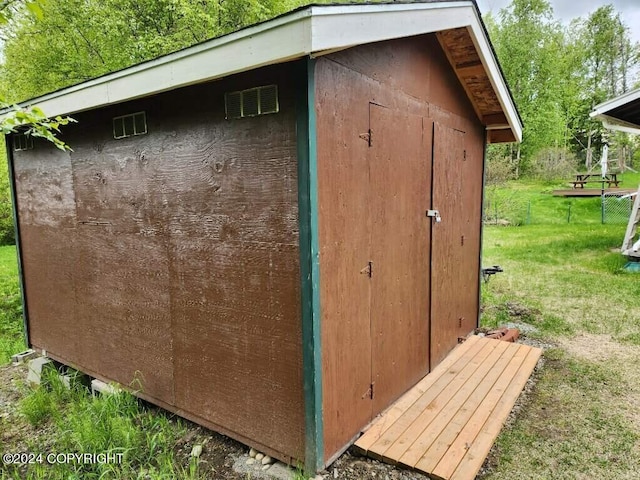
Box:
[420,344,530,476]
[315,57,374,461]
[394,341,511,467]
[365,337,493,460]
[487,129,516,143]
[368,339,500,461]
[369,105,431,416]
[456,62,484,78]
[436,30,484,123]
[448,347,542,480]
[354,336,482,454]
[431,122,468,367]
[622,185,640,255]
[297,57,324,472]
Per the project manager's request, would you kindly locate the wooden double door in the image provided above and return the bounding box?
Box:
[365,104,473,417]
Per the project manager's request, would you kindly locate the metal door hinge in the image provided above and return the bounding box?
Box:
[359,130,372,147]
[360,261,373,278]
[463,150,467,161]
[426,209,442,223]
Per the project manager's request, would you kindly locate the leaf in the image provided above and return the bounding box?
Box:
[26,1,44,20]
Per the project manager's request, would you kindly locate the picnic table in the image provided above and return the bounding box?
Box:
[570,172,620,189]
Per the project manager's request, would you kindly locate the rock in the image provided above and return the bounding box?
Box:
[333,468,338,478]
[314,475,324,480]
[246,458,256,465]
[190,445,203,458]
[249,448,257,458]
[255,453,264,461]
[261,464,271,471]
[261,455,273,465]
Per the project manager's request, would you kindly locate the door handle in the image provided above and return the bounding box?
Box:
[426,209,442,223]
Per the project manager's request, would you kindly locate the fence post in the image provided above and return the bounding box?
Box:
[601,193,605,224]
[567,203,572,224]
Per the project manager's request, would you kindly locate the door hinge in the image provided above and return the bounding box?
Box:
[359,129,372,147]
[360,261,373,278]
[362,382,376,400]
[463,150,467,161]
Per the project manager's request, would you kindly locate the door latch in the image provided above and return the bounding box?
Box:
[426,209,442,223]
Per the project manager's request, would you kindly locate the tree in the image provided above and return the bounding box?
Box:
[485,0,640,176]
[0,0,311,102]
[485,0,566,176]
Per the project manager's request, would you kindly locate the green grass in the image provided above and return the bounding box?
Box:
[481,223,640,342]
[0,245,24,364]
[480,178,640,479]
[7,369,202,479]
[485,170,640,226]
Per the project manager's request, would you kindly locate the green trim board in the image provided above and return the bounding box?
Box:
[4,136,30,348]
[295,57,324,472]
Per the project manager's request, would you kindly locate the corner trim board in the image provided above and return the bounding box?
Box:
[296,57,324,473]
[4,136,30,347]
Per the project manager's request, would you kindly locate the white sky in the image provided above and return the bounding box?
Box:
[476,0,640,44]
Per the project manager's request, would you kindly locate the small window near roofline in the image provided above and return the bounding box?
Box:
[225,85,279,119]
[13,133,33,152]
[113,111,147,139]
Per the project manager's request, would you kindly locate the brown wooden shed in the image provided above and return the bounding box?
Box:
[3,1,522,472]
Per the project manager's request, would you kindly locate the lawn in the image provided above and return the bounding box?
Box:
[480,218,640,476]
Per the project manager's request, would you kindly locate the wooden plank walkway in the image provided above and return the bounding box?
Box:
[552,188,635,197]
[354,336,542,480]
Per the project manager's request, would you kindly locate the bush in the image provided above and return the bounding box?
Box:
[0,149,15,246]
[529,147,579,182]
[485,148,516,186]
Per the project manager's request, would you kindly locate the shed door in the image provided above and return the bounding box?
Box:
[430,123,468,367]
[369,105,431,414]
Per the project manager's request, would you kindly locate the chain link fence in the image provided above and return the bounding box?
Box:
[602,193,633,224]
[483,188,632,226]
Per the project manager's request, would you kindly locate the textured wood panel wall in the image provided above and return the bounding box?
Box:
[12,64,305,462]
[316,34,485,463]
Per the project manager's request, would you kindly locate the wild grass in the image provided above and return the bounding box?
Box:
[480,180,640,479]
[9,369,201,479]
[0,245,23,364]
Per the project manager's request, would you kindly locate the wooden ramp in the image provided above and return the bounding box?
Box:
[354,336,542,480]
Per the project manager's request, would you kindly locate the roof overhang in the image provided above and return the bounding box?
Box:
[1,1,522,143]
[591,87,640,135]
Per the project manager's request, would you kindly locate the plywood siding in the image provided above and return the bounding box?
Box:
[316,34,485,463]
[314,60,374,461]
[11,64,305,462]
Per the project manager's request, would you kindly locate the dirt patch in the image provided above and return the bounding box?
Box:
[557,333,640,363]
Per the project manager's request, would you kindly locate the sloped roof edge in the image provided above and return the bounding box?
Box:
[591,87,640,134]
[1,1,522,142]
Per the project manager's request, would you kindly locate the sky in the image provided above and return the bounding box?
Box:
[476,0,640,44]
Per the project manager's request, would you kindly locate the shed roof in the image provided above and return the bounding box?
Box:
[3,1,522,143]
[590,87,640,135]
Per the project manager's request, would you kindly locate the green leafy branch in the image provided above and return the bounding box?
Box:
[1,104,76,151]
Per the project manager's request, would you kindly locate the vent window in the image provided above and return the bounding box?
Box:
[13,133,33,152]
[225,85,279,119]
[113,111,147,139]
